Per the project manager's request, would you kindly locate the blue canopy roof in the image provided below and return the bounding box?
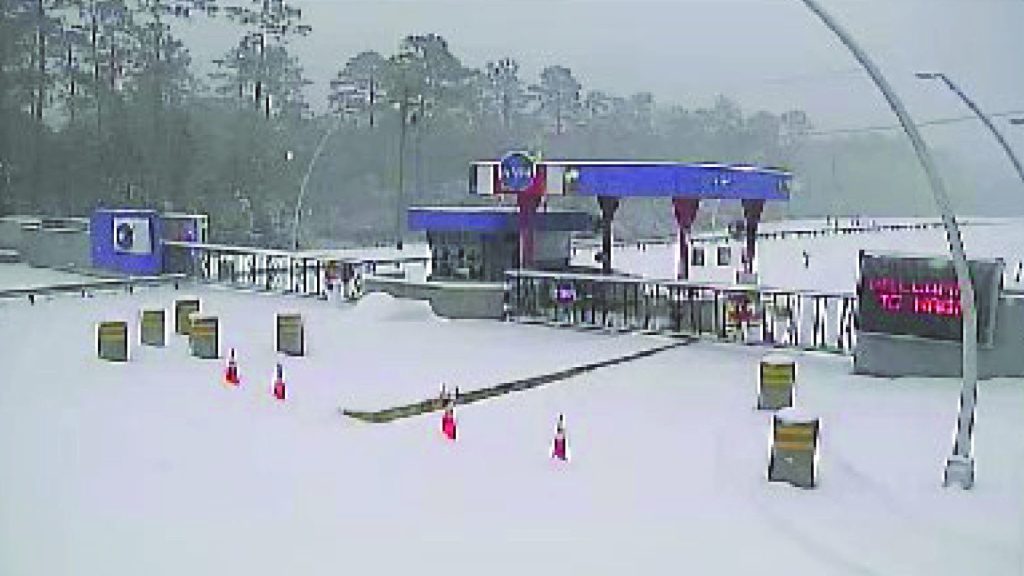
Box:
[472,160,792,200]
[565,162,790,200]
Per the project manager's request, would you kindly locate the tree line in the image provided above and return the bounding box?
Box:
[0,2,972,246]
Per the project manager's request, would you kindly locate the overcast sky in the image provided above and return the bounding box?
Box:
[178,0,1024,193]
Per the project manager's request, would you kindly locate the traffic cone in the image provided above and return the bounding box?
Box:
[441,403,457,441]
[551,414,568,461]
[272,363,286,401]
[224,348,240,386]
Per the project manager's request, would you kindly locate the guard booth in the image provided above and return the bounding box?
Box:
[408,207,595,282]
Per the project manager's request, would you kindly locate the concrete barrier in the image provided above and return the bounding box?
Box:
[0,216,36,249]
[363,277,504,320]
[19,226,91,270]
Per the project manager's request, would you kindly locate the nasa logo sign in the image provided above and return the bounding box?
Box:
[112,216,153,255]
[499,151,536,192]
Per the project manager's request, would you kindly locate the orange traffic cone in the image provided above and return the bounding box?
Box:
[551,414,568,461]
[441,402,457,441]
[272,363,286,401]
[224,348,240,386]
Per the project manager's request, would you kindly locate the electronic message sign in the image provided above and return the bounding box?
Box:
[857,251,1004,345]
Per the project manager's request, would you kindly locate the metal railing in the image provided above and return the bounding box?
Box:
[504,270,857,354]
[0,274,185,302]
[162,241,429,298]
[573,219,954,251]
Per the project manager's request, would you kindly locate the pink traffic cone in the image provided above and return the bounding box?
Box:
[224,348,240,386]
[551,414,568,461]
[441,405,457,441]
[272,363,286,401]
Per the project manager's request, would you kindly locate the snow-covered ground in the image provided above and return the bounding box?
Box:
[576,217,1024,292]
[1,221,1023,575]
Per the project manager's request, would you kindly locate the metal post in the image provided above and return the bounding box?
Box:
[673,198,700,280]
[916,73,1024,187]
[741,199,765,276]
[395,85,409,250]
[799,0,979,489]
[517,193,542,269]
[293,115,344,251]
[597,196,620,274]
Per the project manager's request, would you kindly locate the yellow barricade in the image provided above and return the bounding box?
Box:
[140,309,166,347]
[97,321,128,362]
[276,313,304,356]
[758,354,796,410]
[188,314,219,359]
[174,298,200,335]
[768,411,820,488]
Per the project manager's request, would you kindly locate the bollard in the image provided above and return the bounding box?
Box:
[758,353,796,410]
[768,409,820,488]
[97,321,129,362]
[174,298,200,335]
[188,314,219,359]
[140,308,166,347]
[275,313,305,356]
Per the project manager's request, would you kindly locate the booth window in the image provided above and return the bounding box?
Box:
[691,247,705,267]
[717,246,732,266]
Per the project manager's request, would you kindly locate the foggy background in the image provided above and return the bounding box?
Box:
[2,0,1022,246]
[179,0,1024,193]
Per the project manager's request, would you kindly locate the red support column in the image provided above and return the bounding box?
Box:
[672,198,701,280]
[741,199,765,275]
[517,192,543,268]
[597,196,620,275]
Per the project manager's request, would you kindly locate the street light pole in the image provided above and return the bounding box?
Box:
[916,72,1024,187]
[292,115,344,251]
[797,0,980,489]
[396,85,408,251]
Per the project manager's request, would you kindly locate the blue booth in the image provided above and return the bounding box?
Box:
[90,209,163,276]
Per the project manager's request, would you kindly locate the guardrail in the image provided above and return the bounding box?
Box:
[162,241,429,298]
[0,274,186,302]
[573,218,966,250]
[504,270,857,354]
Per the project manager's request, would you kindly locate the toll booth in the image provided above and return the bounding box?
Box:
[407,207,595,282]
[471,154,791,281]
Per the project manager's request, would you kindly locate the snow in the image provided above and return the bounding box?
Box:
[1,221,1023,575]
[576,217,1024,292]
[0,263,96,292]
[774,406,818,424]
[762,352,797,366]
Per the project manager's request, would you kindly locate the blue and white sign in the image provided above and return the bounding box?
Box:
[112,216,153,255]
[499,151,536,192]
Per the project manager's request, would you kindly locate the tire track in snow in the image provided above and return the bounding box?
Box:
[341,339,691,423]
